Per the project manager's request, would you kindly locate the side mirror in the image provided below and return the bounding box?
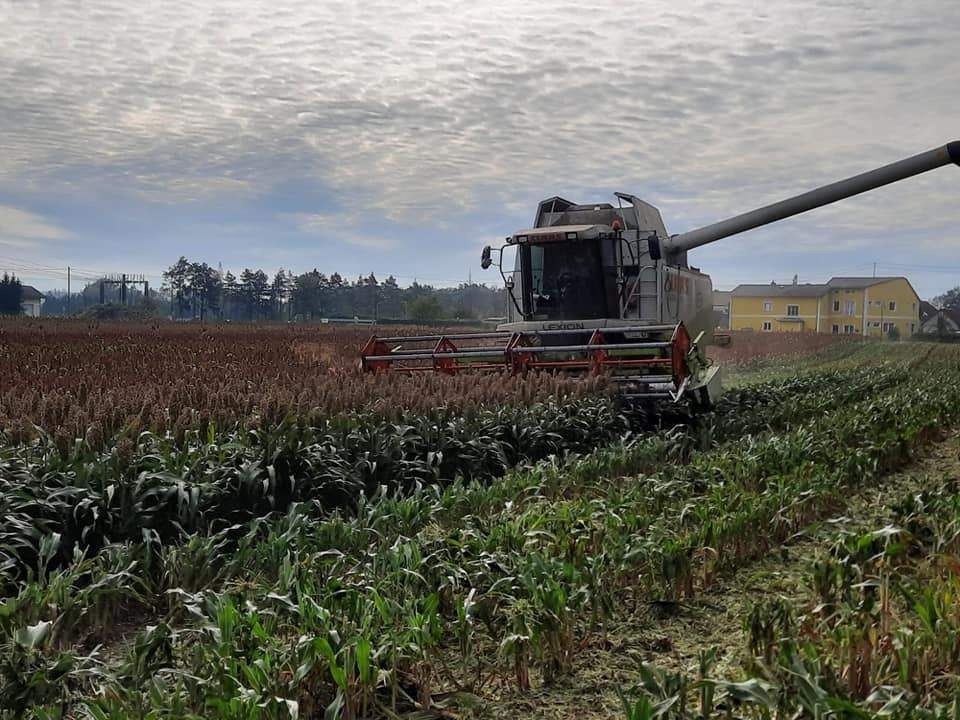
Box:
[480,245,492,269]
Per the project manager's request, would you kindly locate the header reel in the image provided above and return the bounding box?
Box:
[361,322,721,407]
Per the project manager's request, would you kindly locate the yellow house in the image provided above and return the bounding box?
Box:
[729,277,920,337]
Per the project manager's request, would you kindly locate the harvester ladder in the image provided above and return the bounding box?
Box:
[622,264,659,321]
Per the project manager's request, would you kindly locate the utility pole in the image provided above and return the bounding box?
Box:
[873,262,877,278]
[66,266,71,314]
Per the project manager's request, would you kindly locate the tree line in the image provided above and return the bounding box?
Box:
[32,260,505,322]
[932,287,960,312]
[158,257,506,322]
[0,274,22,315]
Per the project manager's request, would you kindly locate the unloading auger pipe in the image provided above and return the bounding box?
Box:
[664,141,960,255]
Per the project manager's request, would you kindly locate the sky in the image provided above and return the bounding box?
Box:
[0,0,958,298]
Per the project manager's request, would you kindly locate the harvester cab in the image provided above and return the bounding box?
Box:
[362,141,959,407]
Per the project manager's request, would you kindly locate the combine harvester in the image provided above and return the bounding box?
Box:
[362,142,959,406]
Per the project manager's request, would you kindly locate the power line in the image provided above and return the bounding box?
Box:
[0,262,101,280]
[0,257,166,289]
[0,267,70,279]
[0,255,84,272]
[0,252,484,289]
[0,255,157,280]
[874,261,960,273]
[0,263,72,277]
[0,267,100,283]
[767,261,960,285]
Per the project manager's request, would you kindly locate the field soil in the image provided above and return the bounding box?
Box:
[476,431,960,720]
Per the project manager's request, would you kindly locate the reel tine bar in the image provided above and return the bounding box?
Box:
[360,323,694,389]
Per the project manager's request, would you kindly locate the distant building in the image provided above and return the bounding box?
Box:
[20,285,45,317]
[729,277,920,336]
[919,300,960,336]
[712,290,731,329]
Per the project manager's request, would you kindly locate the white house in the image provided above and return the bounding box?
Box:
[20,285,45,317]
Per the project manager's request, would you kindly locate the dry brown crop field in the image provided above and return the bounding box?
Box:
[0,321,853,446]
[0,319,605,444]
[0,322,839,426]
[708,329,852,364]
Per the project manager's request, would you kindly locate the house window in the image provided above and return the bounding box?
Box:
[882,322,894,333]
[910,323,916,334]
[912,302,916,312]
[763,300,773,312]
[833,300,840,312]
[845,301,856,316]
[786,304,799,317]
[871,321,881,328]
[844,324,856,334]
[888,301,896,311]
[832,324,839,334]
[762,321,772,331]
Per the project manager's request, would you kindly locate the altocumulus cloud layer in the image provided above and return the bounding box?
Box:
[0,0,958,293]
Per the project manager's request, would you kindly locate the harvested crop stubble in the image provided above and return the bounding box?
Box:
[0,319,604,443]
[708,329,853,365]
[617,438,960,719]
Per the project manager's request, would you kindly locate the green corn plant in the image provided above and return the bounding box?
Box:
[123,622,174,682]
[453,588,479,688]
[658,539,694,601]
[698,647,718,719]
[499,600,533,691]
[618,690,658,720]
[0,618,102,715]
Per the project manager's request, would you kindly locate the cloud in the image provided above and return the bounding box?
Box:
[0,0,957,296]
[0,205,71,246]
[287,212,396,249]
[340,235,396,250]
[286,213,345,234]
